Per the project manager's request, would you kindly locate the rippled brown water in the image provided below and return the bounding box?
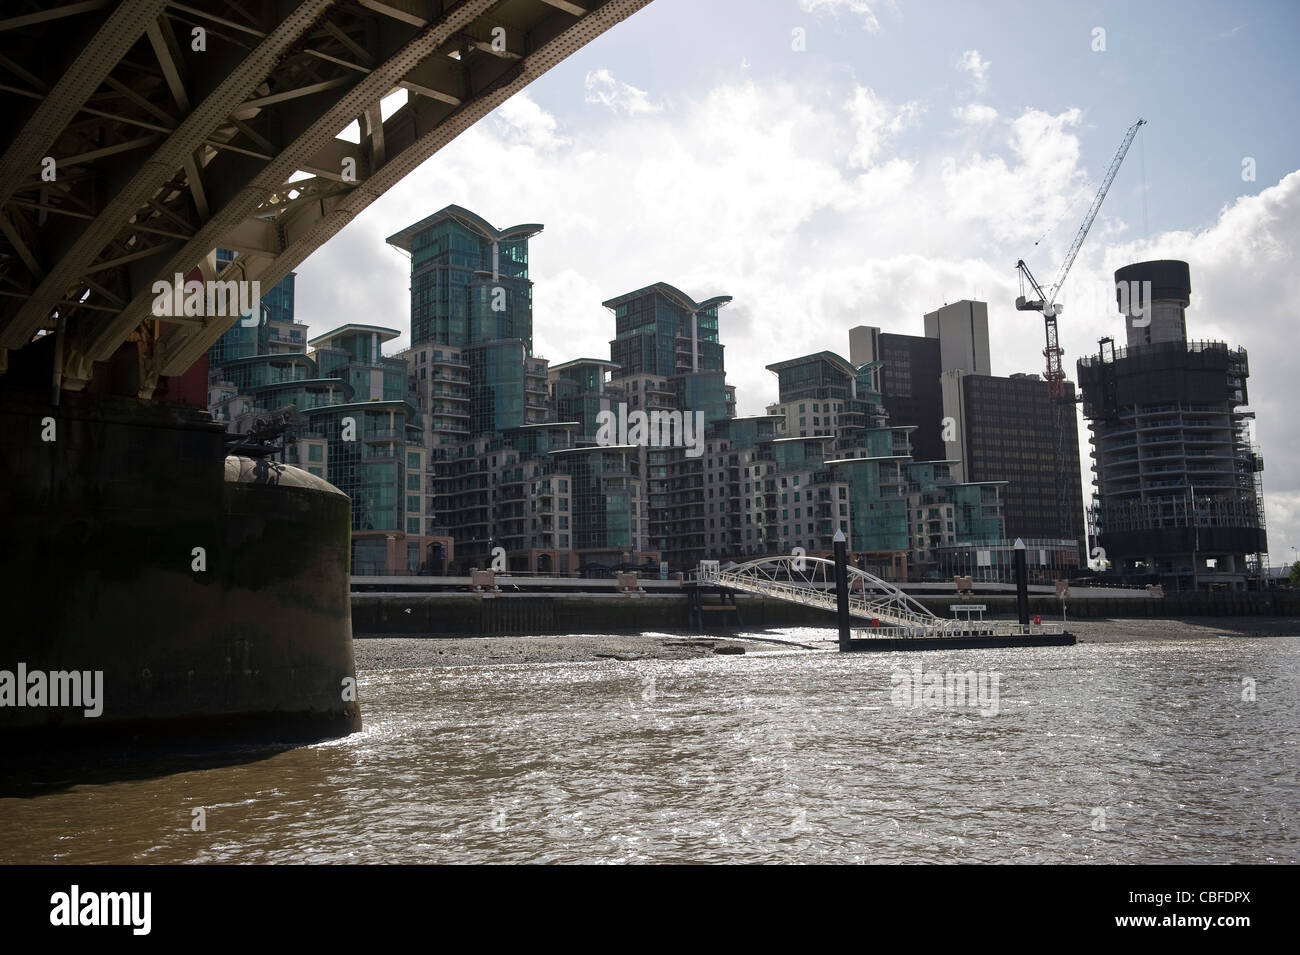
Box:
[2,631,1297,863]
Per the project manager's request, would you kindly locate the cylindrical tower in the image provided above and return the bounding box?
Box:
[1078,260,1267,591]
[1116,259,1191,348]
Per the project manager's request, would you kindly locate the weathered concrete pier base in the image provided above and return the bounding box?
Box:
[1,383,360,747]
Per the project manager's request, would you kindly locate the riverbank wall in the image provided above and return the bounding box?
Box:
[352,589,1300,636]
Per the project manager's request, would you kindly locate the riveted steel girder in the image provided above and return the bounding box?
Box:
[0,0,651,388]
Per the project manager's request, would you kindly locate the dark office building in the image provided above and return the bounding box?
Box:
[878,333,944,461]
[849,326,945,461]
[956,373,1085,550]
[852,312,1084,571]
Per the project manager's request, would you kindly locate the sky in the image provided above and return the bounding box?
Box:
[294,0,1300,569]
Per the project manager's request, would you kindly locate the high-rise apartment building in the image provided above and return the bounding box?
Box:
[595,283,738,567]
[386,204,540,351]
[606,282,730,378]
[303,325,429,574]
[764,350,882,452]
[1076,260,1267,590]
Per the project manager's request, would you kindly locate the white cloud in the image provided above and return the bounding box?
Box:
[953,103,998,125]
[845,85,921,168]
[956,49,990,91]
[493,91,569,150]
[797,0,884,32]
[584,68,663,115]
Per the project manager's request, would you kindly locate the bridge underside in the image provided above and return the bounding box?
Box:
[0,0,648,394]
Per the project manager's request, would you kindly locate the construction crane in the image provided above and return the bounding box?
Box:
[1016,117,1146,399]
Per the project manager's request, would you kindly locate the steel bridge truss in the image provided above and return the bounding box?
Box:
[697,557,969,636]
[696,556,1065,638]
[0,0,649,393]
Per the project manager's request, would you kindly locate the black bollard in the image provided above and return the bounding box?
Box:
[833,529,851,651]
[1014,537,1029,625]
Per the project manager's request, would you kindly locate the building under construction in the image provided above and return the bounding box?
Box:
[1076,260,1268,591]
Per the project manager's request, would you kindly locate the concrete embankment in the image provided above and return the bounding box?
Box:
[352,589,1300,636]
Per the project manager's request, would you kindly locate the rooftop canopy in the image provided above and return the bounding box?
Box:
[309,324,402,347]
[549,357,621,373]
[765,350,857,379]
[385,204,543,252]
[601,281,732,314]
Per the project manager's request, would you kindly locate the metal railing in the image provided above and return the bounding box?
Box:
[697,557,965,635]
[853,621,1066,639]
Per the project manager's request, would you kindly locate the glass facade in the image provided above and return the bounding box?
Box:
[303,402,417,534]
[388,206,538,351]
[563,448,633,551]
[675,371,733,427]
[607,284,728,378]
[207,248,298,365]
[468,342,527,434]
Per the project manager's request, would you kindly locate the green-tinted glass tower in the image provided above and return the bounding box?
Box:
[386,205,541,352]
[605,283,730,379]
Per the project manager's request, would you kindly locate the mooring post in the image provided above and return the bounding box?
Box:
[1014,537,1029,625]
[833,529,851,651]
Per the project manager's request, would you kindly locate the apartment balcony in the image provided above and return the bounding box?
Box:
[430,421,469,435]
[429,354,468,367]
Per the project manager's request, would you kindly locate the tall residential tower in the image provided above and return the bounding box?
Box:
[1076,260,1267,590]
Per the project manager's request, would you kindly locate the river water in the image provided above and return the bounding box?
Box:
[2,631,1296,864]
